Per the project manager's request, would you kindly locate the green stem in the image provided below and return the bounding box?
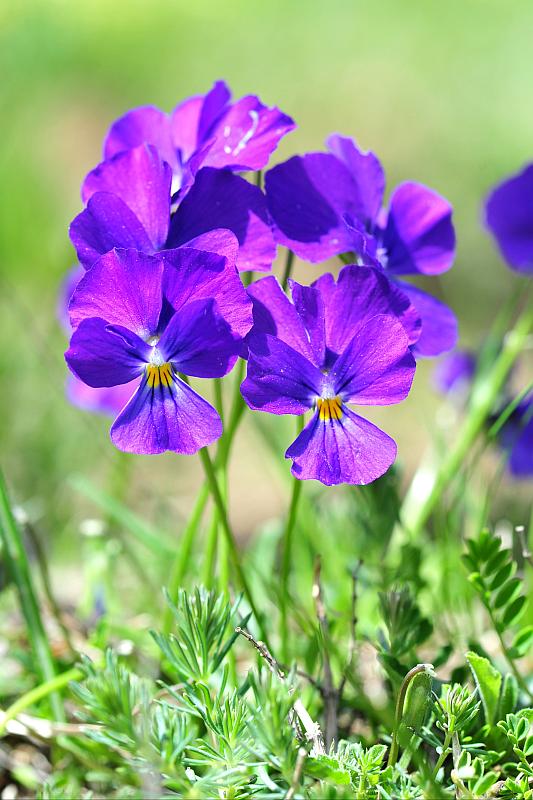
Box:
[198,447,270,648]
[388,663,432,767]
[280,417,305,662]
[0,468,64,722]
[401,302,533,540]
[281,249,295,290]
[214,377,225,427]
[202,511,219,589]
[433,730,453,776]
[0,667,82,736]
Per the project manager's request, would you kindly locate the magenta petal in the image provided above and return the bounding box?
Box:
[67,375,136,417]
[313,265,422,354]
[247,276,314,361]
[326,134,385,223]
[384,182,456,275]
[82,145,171,251]
[104,106,178,171]
[265,153,359,262]
[204,94,296,171]
[158,299,238,378]
[110,373,222,455]
[168,168,275,272]
[65,318,147,388]
[286,407,397,486]
[484,164,533,273]
[69,249,163,335]
[396,281,458,358]
[242,334,322,415]
[329,315,415,405]
[162,247,252,339]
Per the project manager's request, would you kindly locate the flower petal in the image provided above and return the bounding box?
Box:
[168,167,276,272]
[158,299,239,378]
[433,350,476,394]
[396,281,458,358]
[69,193,154,270]
[171,80,231,162]
[110,372,222,455]
[65,318,148,388]
[326,134,385,223]
[383,182,456,275]
[265,153,359,262]
[286,407,397,485]
[104,106,178,171]
[289,281,326,367]
[82,145,171,251]
[328,315,415,405]
[247,276,314,361]
[162,246,252,339]
[242,334,323,415]
[484,165,533,273]
[69,249,163,336]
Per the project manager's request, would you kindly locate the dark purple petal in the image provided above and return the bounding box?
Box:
[498,399,533,477]
[168,167,275,272]
[433,350,476,394]
[326,134,385,223]
[57,264,84,332]
[289,281,326,367]
[67,375,136,416]
[69,193,154,269]
[396,281,458,358]
[312,266,422,355]
[383,182,456,275]
[204,94,295,171]
[162,246,252,339]
[104,106,179,171]
[66,318,148,388]
[158,299,238,378]
[485,165,533,273]
[69,249,163,336]
[110,372,222,455]
[286,407,397,485]
[328,315,415,405]
[170,80,231,162]
[180,229,239,263]
[265,153,359,262]
[246,276,314,361]
[242,334,323,415]
[82,145,171,251]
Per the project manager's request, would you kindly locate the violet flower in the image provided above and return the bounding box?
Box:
[65,247,252,454]
[241,266,416,485]
[485,164,533,274]
[265,135,457,357]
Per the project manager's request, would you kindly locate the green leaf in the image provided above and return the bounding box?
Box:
[488,560,515,591]
[497,673,519,721]
[509,626,533,659]
[306,755,351,785]
[402,670,433,733]
[493,577,522,609]
[466,651,502,726]
[502,595,527,628]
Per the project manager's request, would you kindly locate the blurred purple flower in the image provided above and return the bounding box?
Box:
[241,266,416,485]
[265,135,458,357]
[65,247,252,454]
[485,165,533,273]
[70,144,275,273]
[498,397,533,477]
[433,350,477,394]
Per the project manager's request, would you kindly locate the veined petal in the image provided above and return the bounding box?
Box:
[286,407,397,486]
[396,281,458,358]
[65,318,148,388]
[326,134,385,223]
[383,182,456,275]
[329,315,415,405]
[69,249,164,336]
[69,193,153,270]
[247,276,315,362]
[104,106,179,171]
[180,229,239,264]
[171,80,231,162]
[162,246,252,339]
[265,153,359,262]
[158,299,239,378]
[484,164,533,273]
[82,145,171,251]
[242,334,323,415]
[289,281,326,367]
[168,167,275,272]
[110,371,222,455]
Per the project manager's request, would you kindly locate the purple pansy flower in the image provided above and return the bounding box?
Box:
[485,164,533,273]
[65,247,252,454]
[265,135,457,357]
[70,144,275,273]
[241,266,416,485]
[433,350,477,395]
[104,80,295,196]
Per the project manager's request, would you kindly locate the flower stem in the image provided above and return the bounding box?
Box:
[0,468,64,722]
[280,416,305,662]
[0,667,82,736]
[400,302,533,540]
[281,249,295,290]
[198,446,270,649]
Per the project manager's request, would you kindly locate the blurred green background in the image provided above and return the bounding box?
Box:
[1,0,531,551]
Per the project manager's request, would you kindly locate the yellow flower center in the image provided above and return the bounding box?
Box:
[146,362,173,388]
[316,396,343,422]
